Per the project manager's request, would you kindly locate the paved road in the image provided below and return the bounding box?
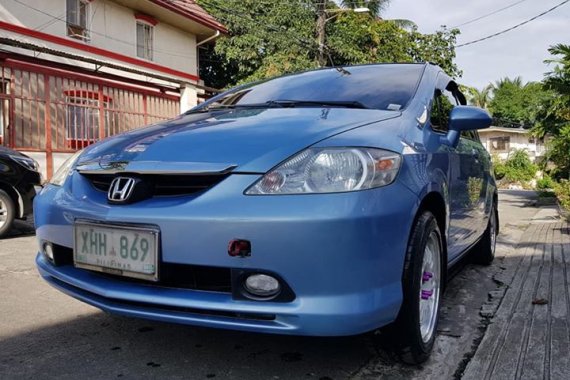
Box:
[0,191,546,379]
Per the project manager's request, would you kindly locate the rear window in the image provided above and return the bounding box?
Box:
[207,64,425,111]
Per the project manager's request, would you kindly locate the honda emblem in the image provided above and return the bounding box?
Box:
[108,177,136,203]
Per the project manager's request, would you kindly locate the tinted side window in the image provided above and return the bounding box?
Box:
[461,130,484,147]
[461,130,477,140]
[430,87,457,133]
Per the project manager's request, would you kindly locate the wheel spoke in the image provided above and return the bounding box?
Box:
[0,202,6,222]
[419,232,441,343]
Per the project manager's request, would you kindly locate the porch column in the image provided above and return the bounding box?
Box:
[180,83,198,113]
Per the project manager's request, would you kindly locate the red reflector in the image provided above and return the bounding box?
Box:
[228,239,251,257]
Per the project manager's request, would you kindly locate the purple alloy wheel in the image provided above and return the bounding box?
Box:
[419,232,441,343]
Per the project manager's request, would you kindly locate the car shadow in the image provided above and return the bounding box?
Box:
[0,202,532,379]
[0,310,377,379]
[0,246,512,380]
[2,219,35,240]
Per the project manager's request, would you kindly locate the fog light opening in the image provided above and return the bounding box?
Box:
[43,242,54,262]
[244,274,281,297]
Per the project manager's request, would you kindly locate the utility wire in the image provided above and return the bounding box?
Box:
[450,0,530,28]
[34,10,67,31]
[456,0,570,48]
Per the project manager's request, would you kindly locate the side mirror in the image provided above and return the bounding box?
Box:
[440,106,492,148]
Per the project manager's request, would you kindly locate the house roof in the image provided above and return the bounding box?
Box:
[478,126,530,134]
[149,0,227,34]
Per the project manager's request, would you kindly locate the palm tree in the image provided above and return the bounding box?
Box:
[465,84,493,109]
[544,43,570,95]
[493,76,523,90]
[341,0,391,18]
[340,0,416,29]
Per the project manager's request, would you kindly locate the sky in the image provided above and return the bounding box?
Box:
[382,0,570,89]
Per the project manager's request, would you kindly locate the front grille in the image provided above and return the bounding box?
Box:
[51,244,232,293]
[81,173,229,196]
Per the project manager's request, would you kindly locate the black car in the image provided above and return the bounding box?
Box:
[0,146,42,237]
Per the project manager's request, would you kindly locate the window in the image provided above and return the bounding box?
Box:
[0,79,9,145]
[66,0,89,41]
[201,64,425,111]
[136,22,154,60]
[65,93,110,149]
[528,136,543,144]
[430,88,457,133]
[461,130,481,142]
[489,137,510,153]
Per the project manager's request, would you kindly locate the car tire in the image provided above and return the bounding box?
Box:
[388,210,443,364]
[473,204,498,266]
[0,190,16,238]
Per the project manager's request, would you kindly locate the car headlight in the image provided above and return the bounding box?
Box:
[49,150,83,186]
[9,155,39,172]
[246,147,401,195]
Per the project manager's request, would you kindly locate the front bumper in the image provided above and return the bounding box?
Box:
[34,172,419,336]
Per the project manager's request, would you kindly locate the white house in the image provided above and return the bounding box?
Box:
[478,126,546,162]
[0,0,226,178]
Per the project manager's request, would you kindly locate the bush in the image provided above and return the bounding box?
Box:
[554,180,570,211]
[548,125,570,180]
[536,175,556,190]
[493,149,538,184]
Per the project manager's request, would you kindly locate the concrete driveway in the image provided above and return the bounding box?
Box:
[0,191,546,379]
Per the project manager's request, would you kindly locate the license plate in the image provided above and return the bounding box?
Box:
[73,221,159,281]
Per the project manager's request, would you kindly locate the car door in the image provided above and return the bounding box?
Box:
[461,130,492,237]
[430,80,485,261]
[454,130,488,245]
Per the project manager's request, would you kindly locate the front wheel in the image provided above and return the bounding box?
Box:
[473,205,498,265]
[389,211,443,364]
[0,190,16,238]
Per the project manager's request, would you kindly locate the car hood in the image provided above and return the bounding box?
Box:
[77,108,400,174]
[0,145,27,157]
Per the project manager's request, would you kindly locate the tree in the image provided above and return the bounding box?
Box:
[540,44,570,134]
[463,84,493,109]
[488,78,551,128]
[544,44,570,96]
[341,0,390,18]
[197,0,460,88]
[493,76,523,90]
[548,125,570,178]
[197,0,317,87]
[338,0,415,29]
[534,44,570,178]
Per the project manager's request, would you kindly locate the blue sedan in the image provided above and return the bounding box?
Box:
[34,63,498,364]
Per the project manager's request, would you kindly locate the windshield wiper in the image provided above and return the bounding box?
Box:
[184,104,240,114]
[263,100,369,109]
[186,100,369,114]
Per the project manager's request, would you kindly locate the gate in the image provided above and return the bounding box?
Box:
[0,58,180,177]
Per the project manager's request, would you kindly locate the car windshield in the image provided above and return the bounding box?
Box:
[198,64,425,112]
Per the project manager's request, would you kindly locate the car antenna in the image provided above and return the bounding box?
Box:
[324,47,351,75]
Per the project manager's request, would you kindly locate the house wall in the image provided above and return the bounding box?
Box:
[479,131,545,161]
[0,0,220,177]
[0,0,198,77]
[1,60,179,178]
